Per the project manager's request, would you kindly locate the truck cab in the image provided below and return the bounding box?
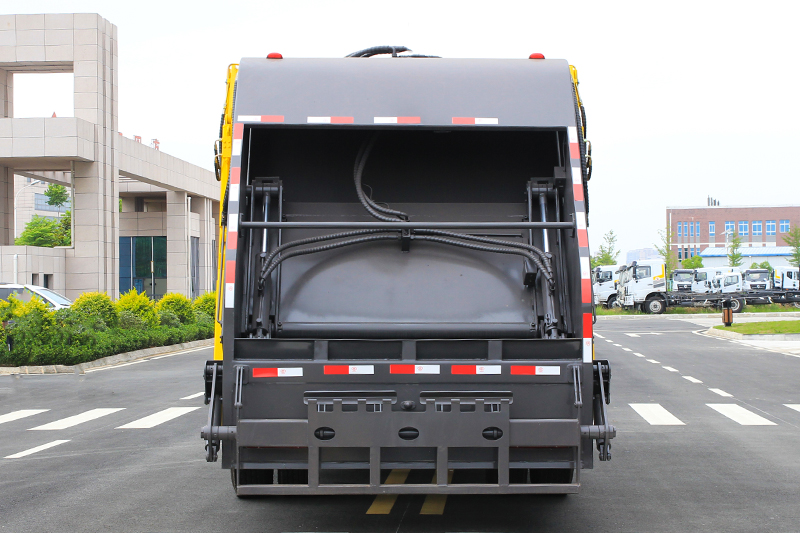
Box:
[620,259,667,313]
[742,269,771,291]
[671,269,694,292]
[711,271,743,294]
[773,266,800,290]
[592,264,621,307]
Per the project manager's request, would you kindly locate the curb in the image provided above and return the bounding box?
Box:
[704,328,800,341]
[597,312,800,320]
[0,338,213,376]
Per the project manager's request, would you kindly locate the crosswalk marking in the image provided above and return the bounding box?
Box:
[709,388,733,397]
[625,333,640,337]
[683,376,703,384]
[116,407,201,429]
[707,404,776,426]
[662,366,679,372]
[629,404,685,425]
[366,469,409,514]
[180,392,205,400]
[784,404,800,413]
[5,440,70,459]
[420,470,454,515]
[0,409,49,426]
[29,408,125,431]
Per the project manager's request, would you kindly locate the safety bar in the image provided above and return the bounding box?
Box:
[239,221,576,230]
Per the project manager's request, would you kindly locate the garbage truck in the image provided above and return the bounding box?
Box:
[202,46,614,497]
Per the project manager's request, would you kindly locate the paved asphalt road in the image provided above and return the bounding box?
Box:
[1,316,799,532]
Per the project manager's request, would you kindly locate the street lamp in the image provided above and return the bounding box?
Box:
[14,179,43,238]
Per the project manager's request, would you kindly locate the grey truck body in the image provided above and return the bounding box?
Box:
[203,54,614,496]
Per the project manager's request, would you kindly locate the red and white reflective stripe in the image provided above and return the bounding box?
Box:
[452,117,499,125]
[510,366,560,376]
[238,115,284,123]
[580,257,591,280]
[583,338,593,363]
[374,116,421,124]
[568,126,579,143]
[571,164,582,185]
[253,367,303,378]
[323,365,374,375]
[451,365,502,375]
[307,116,354,124]
[390,364,440,375]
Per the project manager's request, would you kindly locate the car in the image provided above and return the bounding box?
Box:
[0,283,73,310]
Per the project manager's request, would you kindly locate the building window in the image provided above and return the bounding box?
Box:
[738,221,748,236]
[34,193,71,212]
[695,222,700,239]
[725,221,734,235]
[677,222,682,237]
[766,220,776,236]
[690,248,695,257]
[752,220,762,236]
[684,247,688,258]
[780,219,790,233]
[678,249,682,259]
[689,222,694,237]
[709,221,715,237]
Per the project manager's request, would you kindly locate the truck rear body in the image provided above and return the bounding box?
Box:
[203,54,614,496]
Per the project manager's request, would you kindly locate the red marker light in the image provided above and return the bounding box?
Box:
[529,53,545,59]
[267,52,283,59]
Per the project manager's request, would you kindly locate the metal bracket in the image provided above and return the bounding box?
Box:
[572,365,583,408]
[593,360,613,461]
[201,361,222,462]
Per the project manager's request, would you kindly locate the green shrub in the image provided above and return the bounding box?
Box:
[156,293,195,324]
[192,292,216,318]
[117,310,147,330]
[158,309,181,328]
[116,289,159,327]
[72,292,118,327]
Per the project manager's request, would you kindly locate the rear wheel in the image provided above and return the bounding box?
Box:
[730,298,745,313]
[606,295,617,309]
[644,296,666,314]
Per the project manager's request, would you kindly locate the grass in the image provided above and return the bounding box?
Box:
[595,303,799,316]
[714,320,800,335]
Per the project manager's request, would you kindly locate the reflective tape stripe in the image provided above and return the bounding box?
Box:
[374,116,421,124]
[225,260,236,283]
[229,167,240,184]
[451,365,501,375]
[583,313,593,337]
[224,282,234,308]
[571,164,582,185]
[580,257,591,279]
[452,117,499,125]
[390,364,440,375]
[569,143,580,159]
[238,115,284,123]
[568,126,578,143]
[573,183,584,201]
[253,367,303,378]
[324,365,374,375]
[578,229,588,247]
[583,338,593,363]
[307,116,354,124]
[582,279,592,304]
[510,366,560,376]
[233,123,243,139]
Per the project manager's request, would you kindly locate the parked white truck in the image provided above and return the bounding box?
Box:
[772,266,799,290]
[742,269,771,291]
[592,264,622,308]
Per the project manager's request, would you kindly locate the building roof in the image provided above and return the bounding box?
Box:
[700,246,793,257]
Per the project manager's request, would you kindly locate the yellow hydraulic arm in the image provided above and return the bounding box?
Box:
[213,64,239,361]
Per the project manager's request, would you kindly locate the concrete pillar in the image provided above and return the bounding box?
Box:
[167,190,190,296]
[0,167,12,245]
[0,67,11,119]
[195,196,215,295]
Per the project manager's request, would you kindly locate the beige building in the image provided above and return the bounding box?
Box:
[0,13,219,300]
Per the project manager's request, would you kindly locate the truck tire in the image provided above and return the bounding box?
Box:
[731,298,745,313]
[644,296,666,314]
[606,295,617,309]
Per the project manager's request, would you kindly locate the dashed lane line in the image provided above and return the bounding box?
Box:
[709,388,733,398]
[366,469,410,514]
[683,376,703,384]
[604,339,614,343]
[646,359,661,364]
[5,440,70,459]
[420,470,455,515]
[180,392,205,400]
[0,409,49,425]
[662,366,679,372]
[28,408,125,431]
[622,348,632,352]
[594,333,605,339]
[633,353,645,358]
[116,407,201,429]
[629,404,685,425]
[707,404,777,426]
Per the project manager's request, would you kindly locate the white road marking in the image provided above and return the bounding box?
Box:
[624,333,640,337]
[116,407,201,429]
[85,360,147,373]
[85,347,210,372]
[613,344,622,347]
[709,388,733,397]
[662,366,679,372]
[629,404,685,425]
[785,404,800,413]
[707,404,776,426]
[605,339,614,343]
[683,376,703,383]
[0,409,49,425]
[622,348,632,352]
[180,392,205,400]
[5,440,70,459]
[634,353,645,358]
[594,333,605,339]
[646,359,661,364]
[29,408,125,430]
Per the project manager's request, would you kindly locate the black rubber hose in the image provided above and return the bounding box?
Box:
[259,228,390,281]
[415,229,553,277]
[346,46,410,58]
[353,135,408,222]
[413,235,555,291]
[261,233,401,280]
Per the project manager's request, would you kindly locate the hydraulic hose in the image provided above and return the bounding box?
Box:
[346,46,410,58]
[353,135,408,222]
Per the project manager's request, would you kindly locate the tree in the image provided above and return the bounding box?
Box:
[15,215,67,247]
[44,184,69,210]
[590,230,620,269]
[728,232,743,267]
[750,260,772,271]
[785,225,800,267]
[654,223,678,279]
[681,255,703,269]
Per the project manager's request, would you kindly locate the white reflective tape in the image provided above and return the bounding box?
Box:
[307,116,331,124]
[476,365,501,375]
[278,367,303,377]
[232,139,242,155]
[414,365,440,375]
[572,165,582,185]
[229,184,240,205]
[583,338,593,362]
[535,366,560,376]
[238,115,261,122]
[228,215,238,232]
[348,365,374,375]
[576,216,587,231]
[580,257,591,279]
[374,117,398,124]
[224,283,235,308]
[474,117,499,125]
[568,126,578,143]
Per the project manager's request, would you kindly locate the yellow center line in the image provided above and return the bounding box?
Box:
[419,469,454,515]
[365,469,410,515]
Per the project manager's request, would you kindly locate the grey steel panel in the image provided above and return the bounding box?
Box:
[235,483,579,496]
[238,419,308,447]
[509,419,580,447]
